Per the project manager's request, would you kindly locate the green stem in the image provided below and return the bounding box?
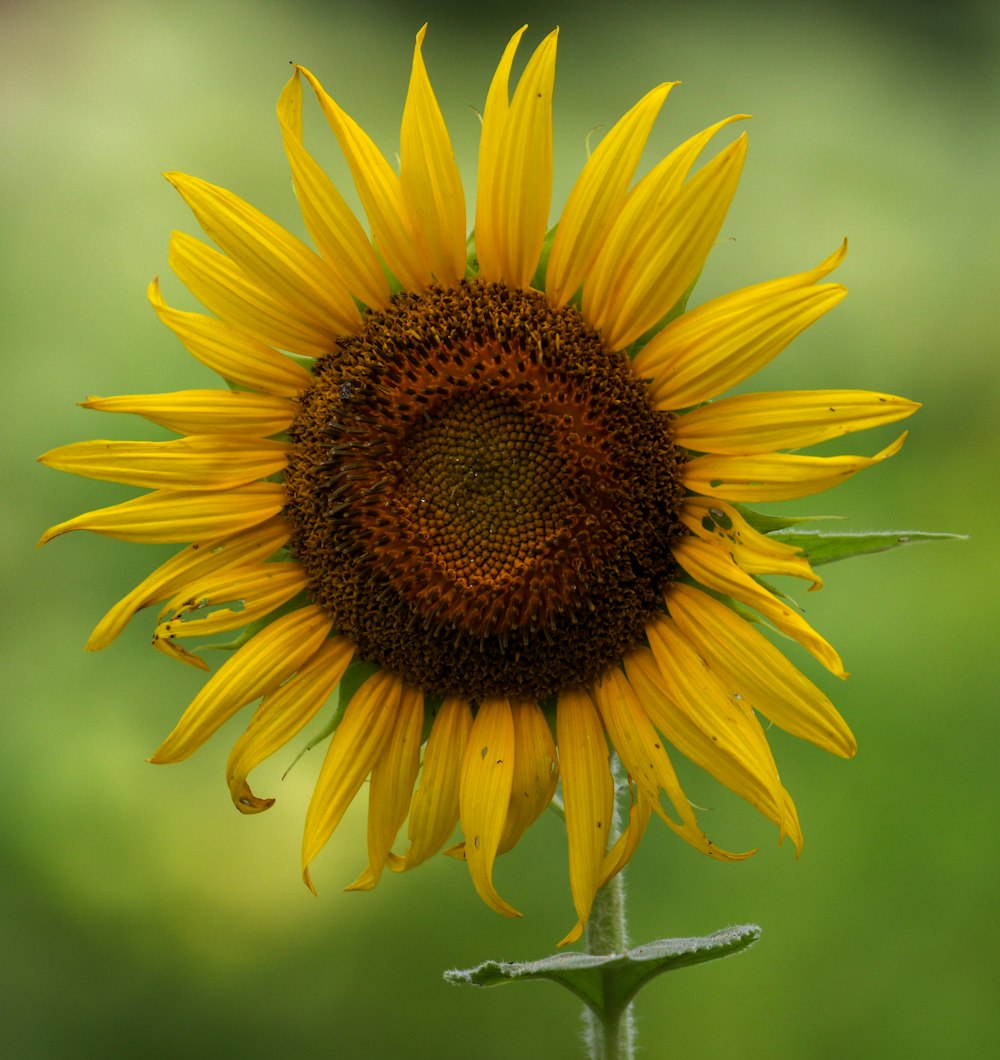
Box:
[582,761,635,1060]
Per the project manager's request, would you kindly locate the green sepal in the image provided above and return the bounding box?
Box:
[283,351,317,373]
[768,528,967,567]
[419,693,445,743]
[376,244,405,295]
[465,230,479,278]
[529,225,558,291]
[445,925,761,1016]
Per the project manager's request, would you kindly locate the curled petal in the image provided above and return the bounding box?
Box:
[85,515,290,651]
[598,781,653,887]
[227,636,355,812]
[680,496,821,589]
[301,669,403,892]
[673,535,846,677]
[667,583,855,757]
[459,698,520,917]
[683,432,908,502]
[591,666,738,858]
[556,687,613,947]
[348,682,424,890]
[153,562,308,645]
[150,604,332,764]
[499,698,559,855]
[401,696,474,869]
[630,633,798,850]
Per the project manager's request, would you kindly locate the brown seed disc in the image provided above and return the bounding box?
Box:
[284,280,686,700]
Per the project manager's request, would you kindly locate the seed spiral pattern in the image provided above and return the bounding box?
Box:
[285,281,687,699]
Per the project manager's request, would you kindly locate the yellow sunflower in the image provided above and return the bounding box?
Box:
[39,26,917,945]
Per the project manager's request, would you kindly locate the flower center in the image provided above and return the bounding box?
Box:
[285,281,686,700]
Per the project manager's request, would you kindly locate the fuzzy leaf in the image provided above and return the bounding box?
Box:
[445,925,761,1016]
[768,528,966,567]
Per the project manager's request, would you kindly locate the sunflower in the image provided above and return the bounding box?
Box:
[39,26,917,945]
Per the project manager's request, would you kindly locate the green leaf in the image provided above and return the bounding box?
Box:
[768,528,967,567]
[735,504,844,533]
[445,925,761,1017]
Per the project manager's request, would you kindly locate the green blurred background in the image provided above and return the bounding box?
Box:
[4,0,997,1055]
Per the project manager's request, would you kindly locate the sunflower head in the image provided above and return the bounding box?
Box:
[38,26,918,945]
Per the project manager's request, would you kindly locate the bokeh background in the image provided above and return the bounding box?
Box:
[4,0,997,1056]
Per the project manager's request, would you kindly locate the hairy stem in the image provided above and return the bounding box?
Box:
[582,761,635,1060]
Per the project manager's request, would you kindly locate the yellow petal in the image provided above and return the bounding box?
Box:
[591,666,735,858]
[402,696,474,869]
[598,781,653,887]
[165,171,360,336]
[38,435,288,490]
[667,583,855,757]
[683,432,908,502]
[634,242,848,409]
[498,698,559,855]
[149,278,311,398]
[347,682,424,891]
[276,71,389,310]
[400,25,467,284]
[296,65,432,292]
[150,604,332,764]
[672,536,846,677]
[555,686,613,947]
[168,231,334,359]
[153,562,308,643]
[38,482,286,547]
[85,515,291,651]
[81,390,296,438]
[680,496,822,589]
[301,669,402,892]
[674,389,920,454]
[632,630,799,850]
[151,634,211,672]
[584,123,747,351]
[474,26,528,282]
[459,697,520,917]
[480,28,558,287]
[227,635,355,812]
[546,81,677,307]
